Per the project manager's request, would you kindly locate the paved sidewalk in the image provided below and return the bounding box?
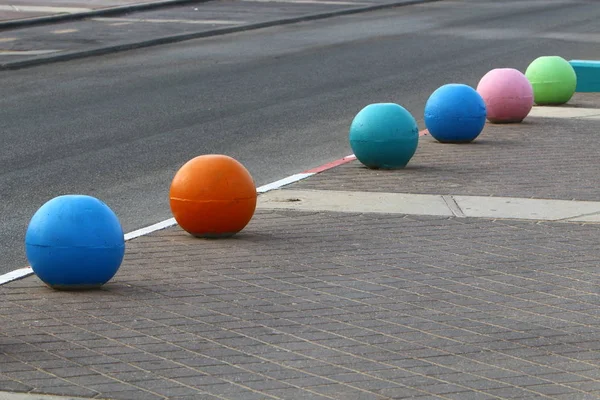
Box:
[1,95,600,400]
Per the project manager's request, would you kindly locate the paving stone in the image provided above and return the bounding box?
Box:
[0,380,33,392]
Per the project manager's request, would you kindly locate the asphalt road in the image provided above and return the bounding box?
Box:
[1,0,599,274]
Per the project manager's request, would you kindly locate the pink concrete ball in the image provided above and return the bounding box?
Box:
[476,68,534,123]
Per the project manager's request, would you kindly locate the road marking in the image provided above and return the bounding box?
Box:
[0,267,32,285]
[124,218,176,241]
[528,106,600,119]
[239,0,371,5]
[92,17,244,25]
[258,189,600,223]
[304,155,356,174]
[52,29,78,34]
[0,37,16,43]
[0,49,60,55]
[257,173,315,193]
[0,5,90,14]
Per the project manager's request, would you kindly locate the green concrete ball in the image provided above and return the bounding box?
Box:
[525,56,577,105]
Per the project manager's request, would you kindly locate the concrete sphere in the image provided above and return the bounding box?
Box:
[525,56,577,105]
[349,103,419,169]
[424,84,487,143]
[25,195,125,290]
[476,68,534,123]
[170,154,257,238]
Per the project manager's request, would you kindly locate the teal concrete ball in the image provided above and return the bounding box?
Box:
[348,103,419,169]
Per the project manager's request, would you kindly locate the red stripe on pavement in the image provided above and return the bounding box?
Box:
[304,155,357,174]
[305,130,426,174]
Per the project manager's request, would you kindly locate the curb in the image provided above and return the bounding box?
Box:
[0,0,209,31]
[0,0,441,71]
[0,153,358,286]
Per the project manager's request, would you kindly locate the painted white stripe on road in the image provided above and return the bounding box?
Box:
[124,217,177,241]
[0,267,32,285]
[258,189,600,223]
[92,17,244,25]
[257,173,314,193]
[0,5,90,13]
[528,106,600,119]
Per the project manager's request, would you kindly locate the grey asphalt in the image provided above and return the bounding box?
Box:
[1,0,599,274]
[0,0,440,69]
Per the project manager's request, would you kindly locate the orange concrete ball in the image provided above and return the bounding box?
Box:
[169,155,257,238]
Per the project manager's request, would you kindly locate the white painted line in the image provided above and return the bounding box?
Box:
[0,37,16,43]
[92,17,244,25]
[258,189,455,216]
[528,106,600,119]
[124,217,177,241]
[0,5,91,14]
[0,267,32,285]
[240,0,371,5]
[257,173,314,193]
[0,49,61,55]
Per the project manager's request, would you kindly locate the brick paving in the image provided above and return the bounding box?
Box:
[2,210,600,399]
[295,95,600,201]
[2,96,600,399]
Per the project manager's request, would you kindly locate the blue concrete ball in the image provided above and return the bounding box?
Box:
[25,195,125,290]
[349,103,419,169]
[424,84,487,143]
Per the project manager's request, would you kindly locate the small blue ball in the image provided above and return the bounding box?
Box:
[25,195,125,290]
[349,103,419,169]
[424,84,487,143]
